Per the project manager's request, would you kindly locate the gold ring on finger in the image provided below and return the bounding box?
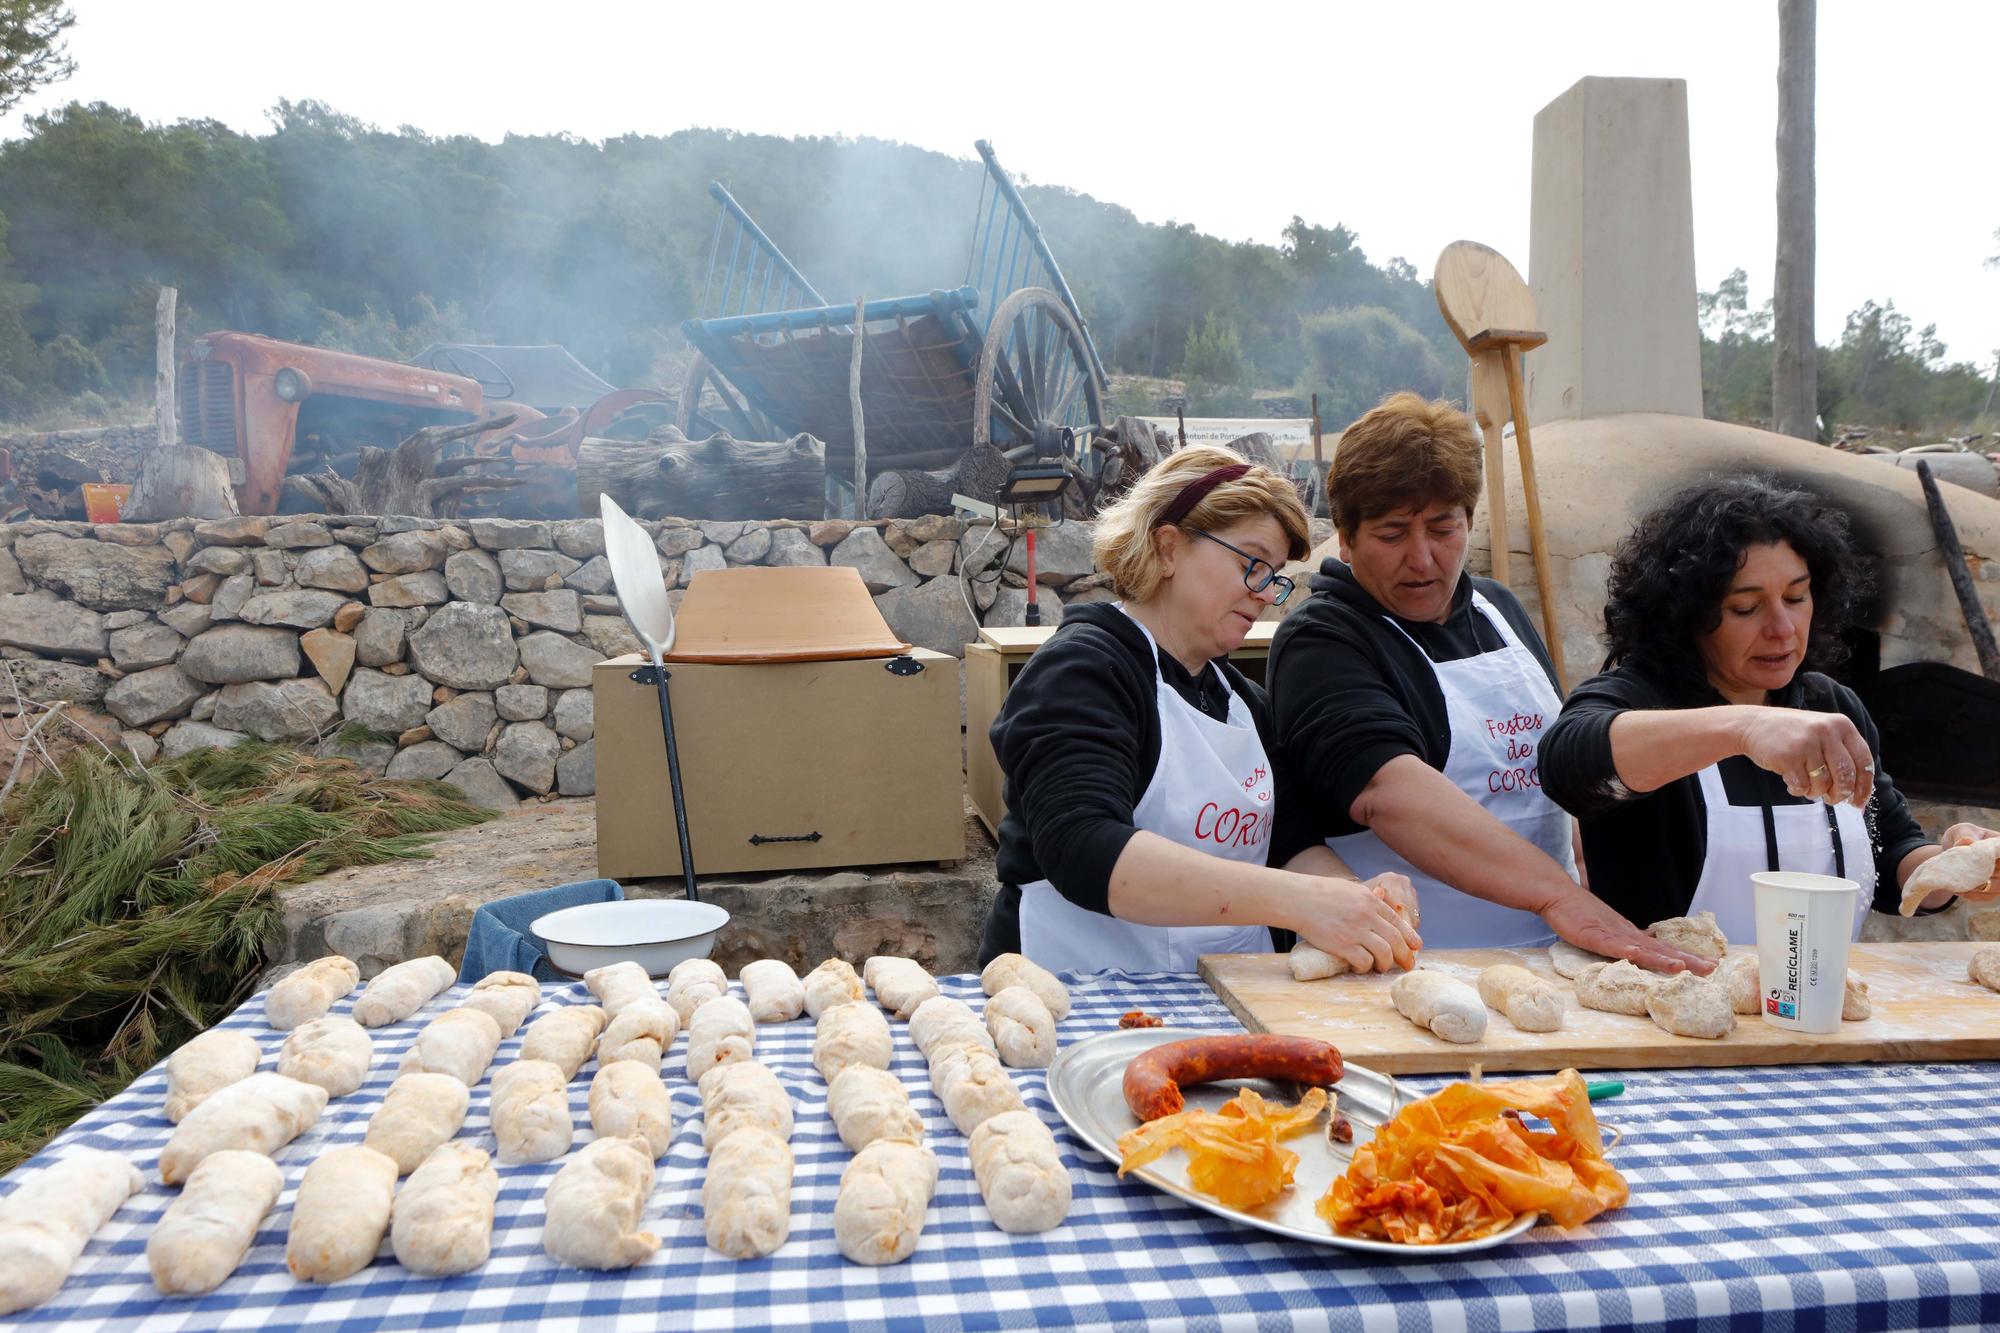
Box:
[1807,765,1829,779]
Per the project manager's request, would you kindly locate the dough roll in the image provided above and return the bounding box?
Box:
[979,952,1070,1020]
[803,958,865,1018]
[969,1110,1070,1233]
[686,995,756,1083]
[589,1061,674,1160]
[158,1072,327,1185]
[489,1059,573,1164]
[702,1127,792,1259]
[277,1016,374,1098]
[985,986,1057,1067]
[391,1142,498,1277]
[264,955,360,1030]
[543,1136,660,1271]
[1474,964,1565,1032]
[351,956,456,1028]
[462,971,541,1038]
[826,1064,923,1152]
[863,956,938,1020]
[364,1071,470,1175]
[596,998,680,1072]
[740,959,806,1023]
[700,1060,793,1150]
[907,996,994,1060]
[286,1145,398,1283]
[0,1150,144,1315]
[813,1000,894,1084]
[397,1007,502,1087]
[834,1139,937,1266]
[519,1004,606,1080]
[584,961,658,1019]
[148,1149,283,1295]
[164,1028,261,1123]
[929,1043,1025,1135]
[666,958,727,1024]
[1389,970,1488,1044]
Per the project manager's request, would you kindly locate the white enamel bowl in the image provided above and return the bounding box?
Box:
[530,899,730,977]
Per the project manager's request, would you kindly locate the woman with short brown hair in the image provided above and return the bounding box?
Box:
[1267,393,1707,970]
[979,445,1421,975]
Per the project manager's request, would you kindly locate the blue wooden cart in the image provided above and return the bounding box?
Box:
[677,141,1108,511]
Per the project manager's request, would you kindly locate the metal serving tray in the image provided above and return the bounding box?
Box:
[1047,1026,1542,1256]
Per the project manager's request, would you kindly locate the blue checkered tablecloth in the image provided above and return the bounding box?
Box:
[9,970,2000,1332]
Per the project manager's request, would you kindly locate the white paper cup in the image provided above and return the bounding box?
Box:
[1751,871,1859,1034]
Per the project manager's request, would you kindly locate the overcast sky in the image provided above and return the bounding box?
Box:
[8,1,1997,368]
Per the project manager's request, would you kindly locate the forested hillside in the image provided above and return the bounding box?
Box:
[0,101,1989,439]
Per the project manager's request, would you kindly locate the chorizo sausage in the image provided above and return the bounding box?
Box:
[1122,1034,1343,1121]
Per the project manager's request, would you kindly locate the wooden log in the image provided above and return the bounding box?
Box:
[125,445,239,521]
[577,430,825,522]
[286,417,520,517]
[155,287,178,450]
[851,441,1024,519]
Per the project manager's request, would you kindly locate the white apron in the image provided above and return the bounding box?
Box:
[1327,591,1568,948]
[1685,761,1874,944]
[1019,616,1276,973]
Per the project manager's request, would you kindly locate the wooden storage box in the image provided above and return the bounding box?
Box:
[594,646,965,877]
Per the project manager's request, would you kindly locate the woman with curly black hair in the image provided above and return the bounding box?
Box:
[1542,474,2000,940]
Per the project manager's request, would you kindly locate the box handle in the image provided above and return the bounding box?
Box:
[749,831,824,846]
[885,655,924,676]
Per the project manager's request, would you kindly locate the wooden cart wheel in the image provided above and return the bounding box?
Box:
[972,288,1105,458]
[676,352,775,442]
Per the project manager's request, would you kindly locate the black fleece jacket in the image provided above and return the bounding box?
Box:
[983,602,1313,954]
[1266,559,1559,840]
[1541,664,1928,924]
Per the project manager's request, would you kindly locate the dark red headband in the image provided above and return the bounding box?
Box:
[1158,463,1251,528]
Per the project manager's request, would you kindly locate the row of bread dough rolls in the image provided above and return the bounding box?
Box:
[1379,911,1888,1046]
[807,959,937,1266]
[897,963,1073,1236]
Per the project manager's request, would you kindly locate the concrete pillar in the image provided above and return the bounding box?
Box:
[1528,77,1704,423]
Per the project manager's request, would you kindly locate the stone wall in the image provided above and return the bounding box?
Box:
[0,512,1139,809]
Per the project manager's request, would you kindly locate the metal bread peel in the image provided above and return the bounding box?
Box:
[600,492,700,902]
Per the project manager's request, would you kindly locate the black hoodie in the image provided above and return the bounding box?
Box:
[1266,558,1558,840]
[980,601,1313,961]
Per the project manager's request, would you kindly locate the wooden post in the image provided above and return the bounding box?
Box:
[849,299,867,520]
[155,286,178,450]
[1176,405,1187,450]
[1310,391,1324,493]
[1773,0,1817,440]
[1470,351,1512,590]
[1502,344,1568,692]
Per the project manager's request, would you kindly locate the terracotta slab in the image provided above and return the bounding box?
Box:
[667,566,908,663]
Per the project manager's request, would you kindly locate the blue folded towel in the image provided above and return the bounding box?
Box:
[458,878,625,982]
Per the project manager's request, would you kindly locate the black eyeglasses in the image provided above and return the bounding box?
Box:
[1190,529,1294,605]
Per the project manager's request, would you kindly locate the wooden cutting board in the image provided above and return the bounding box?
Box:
[1198,942,2000,1074]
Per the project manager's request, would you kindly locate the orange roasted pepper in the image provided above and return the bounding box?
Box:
[1317,1069,1627,1244]
[1117,1086,1328,1211]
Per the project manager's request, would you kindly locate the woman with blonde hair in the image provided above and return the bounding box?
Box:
[978,445,1422,975]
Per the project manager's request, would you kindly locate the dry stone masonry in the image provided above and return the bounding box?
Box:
[0,512,1177,809]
